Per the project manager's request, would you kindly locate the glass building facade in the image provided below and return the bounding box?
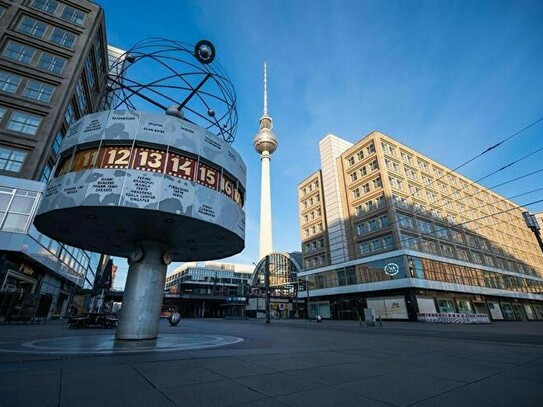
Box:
[0,1,108,320]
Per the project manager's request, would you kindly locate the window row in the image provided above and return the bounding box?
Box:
[381,142,396,156]
[354,194,386,216]
[30,0,86,26]
[0,69,56,103]
[346,142,375,167]
[349,159,379,182]
[302,193,320,209]
[3,41,67,74]
[304,255,326,269]
[302,208,322,224]
[355,214,389,236]
[303,223,323,238]
[0,106,42,136]
[17,15,77,49]
[303,238,325,253]
[353,177,382,199]
[301,179,319,195]
[359,234,394,255]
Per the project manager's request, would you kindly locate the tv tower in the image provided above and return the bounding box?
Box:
[253,62,278,260]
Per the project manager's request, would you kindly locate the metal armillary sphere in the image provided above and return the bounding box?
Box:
[104,38,238,143]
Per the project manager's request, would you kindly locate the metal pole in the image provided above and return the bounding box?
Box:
[265,255,270,324]
[533,229,543,254]
[306,278,310,321]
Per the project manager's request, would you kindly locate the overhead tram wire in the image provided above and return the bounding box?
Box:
[427,144,543,209]
[340,161,543,245]
[321,196,543,272]
[394,197,543,250]
[303,116,543,263]
[338,115,543,232]
[397,146,543,221]
[336,185,543,258]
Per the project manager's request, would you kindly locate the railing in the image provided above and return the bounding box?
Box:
[417,313,490,324]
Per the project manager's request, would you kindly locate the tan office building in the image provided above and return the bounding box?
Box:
[298,131,543,321]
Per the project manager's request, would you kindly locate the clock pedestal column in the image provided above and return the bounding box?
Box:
[116,240,170,340]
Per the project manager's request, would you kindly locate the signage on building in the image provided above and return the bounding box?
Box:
[383,263,400,276]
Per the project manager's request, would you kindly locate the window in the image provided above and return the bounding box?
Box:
[0,71,21,93]
[389,176,403,190]
[360,166,367,176]
[0,147,27,173]
[381,142,396,156]
[37,53,66,74]
[347,156,355,167]
[85,56,96,90]
[401,151,413,164]
[397,213,414,229]
[435,227,448,239]
[18,17,47,38]
[75,80,87,113]
[383,235,394,250]
[405,168,417,180]
[0,107,5,121]
[3,43,35,64]
[0,5,6,18]
[417,220,432,234]
[61,5,86,25]
[369,159,379,171]
[362,183,370,193]
[355,205,362,216]
[385,158,400,172]
[372,176,382,188]
[393,194,408,208]
[379,214,389,227]
[50,27,76,48]
[368,219,378,231]
[7,112,41,135]
[408,184,420,196]
[440,244,454,258]
[22,81,55,103]
[350,172,358,182]
[371,238,382,251]
[356,223,367,235]
[457,248,469,261]
[366,142,375,154]
[30,0,59,14]
[418,160,430,172]
[41,163,52,182]
[356,150,364,160]
[64,103,76,126]
[352,188,360,198]
[422,175,432,186]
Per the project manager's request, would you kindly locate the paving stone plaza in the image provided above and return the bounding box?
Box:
[0,319,542,406]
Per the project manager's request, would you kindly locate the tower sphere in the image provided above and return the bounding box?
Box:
[253,127,278,154]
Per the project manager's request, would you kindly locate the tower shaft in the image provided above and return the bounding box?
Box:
[259,151,273,260]
[253,62,278,261]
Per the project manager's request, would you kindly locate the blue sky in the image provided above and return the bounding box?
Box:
[95,0,543,289]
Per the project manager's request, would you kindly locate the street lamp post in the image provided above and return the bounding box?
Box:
[523,211,543,254]
[265,255,271,324]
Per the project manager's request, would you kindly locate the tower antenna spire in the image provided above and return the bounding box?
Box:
[263,62,268,116]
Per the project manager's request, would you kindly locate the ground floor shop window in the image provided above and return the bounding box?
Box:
[437,298,455,313]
